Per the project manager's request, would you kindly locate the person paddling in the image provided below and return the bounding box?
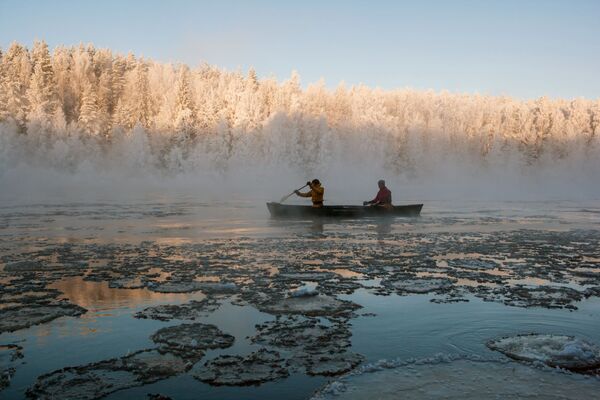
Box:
[363,179,392,208]
[295,179,325,208]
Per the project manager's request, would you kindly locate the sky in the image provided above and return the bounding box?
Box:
[1,0,599,99]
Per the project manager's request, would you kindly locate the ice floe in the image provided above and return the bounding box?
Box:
[311,354,600,400]
[487,334,600,371]
[150,323,235,358]
[384,277,454,293]
[134,298,220,321]
[251,315,363,376]
[0,344,23,392]
[26,349,190,400]
[259,294,361,317]
[148,281,204,293]
[290,286,319,298]
[0,301,86,333]
[194,348,289,385]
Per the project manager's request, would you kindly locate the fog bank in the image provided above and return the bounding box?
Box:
[1,41,599,203]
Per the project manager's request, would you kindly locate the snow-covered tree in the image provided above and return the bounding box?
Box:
[173,65,196,134]
[78,80,100,135]
[0,47,6,121]
[27,41,58,124]
[0,41,598,178]
[1,43,31,130]
[97,70,113,134]
[130,60,152,128]
[69,45,95,123]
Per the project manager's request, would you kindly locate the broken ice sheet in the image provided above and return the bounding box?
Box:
[0,344,24,392]
[384,277,455,294]
[134,298,220,321]
[193,348,289,386]
[251,315,363,376]
[311,356,600,400]
[487,334,600,371]
[26,349,191,400]
[258,294,361,317]
[0,301,87,333]
[150,322,235,358]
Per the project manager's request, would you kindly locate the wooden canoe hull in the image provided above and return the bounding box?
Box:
[266,202,422,218]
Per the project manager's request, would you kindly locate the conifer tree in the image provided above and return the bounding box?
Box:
[70,45,95,124]
[131,60,151,128]
[97,70,113,133]
[111,55,127,103]
[52,46,76,123]
[1,43,31,130]
[112,97,131,130]
[27,40,58,119]
[174,65,196,134]
[0,48,6,121]
[0,41,598,175]
[78,80,100,135]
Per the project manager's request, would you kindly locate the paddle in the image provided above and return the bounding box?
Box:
[279,184,308,203]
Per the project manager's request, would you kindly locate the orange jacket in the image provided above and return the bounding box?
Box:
[297,183,324,206]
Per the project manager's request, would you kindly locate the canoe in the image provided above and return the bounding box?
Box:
[266,202,423,218]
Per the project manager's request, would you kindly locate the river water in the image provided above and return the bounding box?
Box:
[1,196,599,399]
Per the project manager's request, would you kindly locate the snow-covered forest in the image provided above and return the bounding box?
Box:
[0,41,599,179]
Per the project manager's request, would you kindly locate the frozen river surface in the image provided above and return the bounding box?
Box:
[1,197,600,399]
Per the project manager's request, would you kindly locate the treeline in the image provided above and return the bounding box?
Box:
[0,40,599,174]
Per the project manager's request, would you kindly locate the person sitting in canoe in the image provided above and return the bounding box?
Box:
[363,179,392,209]
[295,179,324,208]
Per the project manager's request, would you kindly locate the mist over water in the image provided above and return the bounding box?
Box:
[1,42,599,204]
[2,114,599,205]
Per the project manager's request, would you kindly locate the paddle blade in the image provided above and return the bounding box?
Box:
[279,184,307,204]
[279,192,294,203]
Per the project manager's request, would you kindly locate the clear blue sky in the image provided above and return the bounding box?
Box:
[1,0,599,99]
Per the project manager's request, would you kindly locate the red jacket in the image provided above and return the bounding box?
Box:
[371,187,392,204]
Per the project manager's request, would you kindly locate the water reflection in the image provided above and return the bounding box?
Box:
[50,276,205,311]
[309,220,325,236]
[374,219,393,239]
[267,218,326,236]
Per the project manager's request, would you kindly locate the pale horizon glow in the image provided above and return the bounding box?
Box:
[1,0,599,99]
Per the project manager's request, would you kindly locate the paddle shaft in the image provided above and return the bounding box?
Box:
[279,184,309,203]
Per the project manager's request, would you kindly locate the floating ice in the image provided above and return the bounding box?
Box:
[147,394,173,400]
[196,282,238,294]
[148,281,203,293]
[0,302,86,333]
[251,316,363,376]
[487,334,600,370]
[385,278,454,294]
[252,316,351,350]
[108,277,145,289]
[134,299,220,321]
[311,356,600,400]
[447,259,499,270]
[26,349,190,400]
[149,281,237,294]
[305,352,364,376]
[194,348,289,386]
[278,272,337,282]
[150,323,235,358]
[1,344,23,392]
[259,294,361,317]
[290,286,319,298]
[5,261,53,272]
